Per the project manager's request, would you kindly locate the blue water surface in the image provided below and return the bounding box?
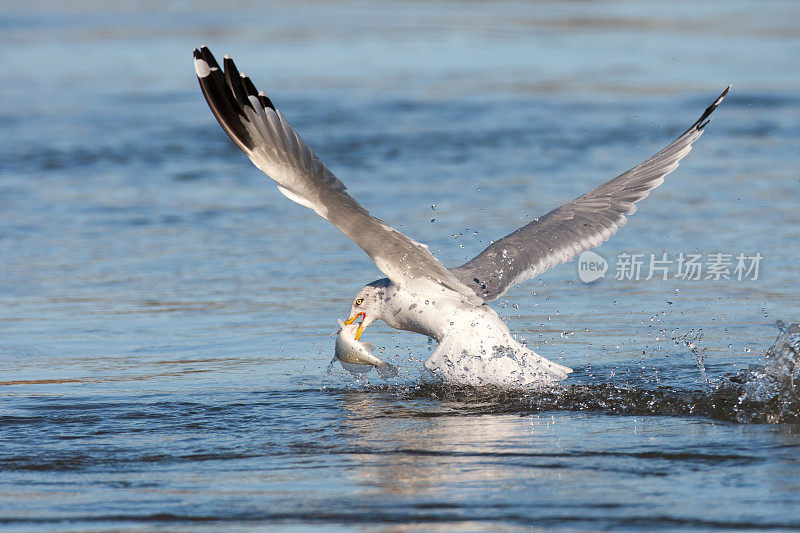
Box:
[1,1,800,530]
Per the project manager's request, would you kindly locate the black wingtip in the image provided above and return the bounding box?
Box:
[194,46,221,73]
[193,47,278,110]
[192,46,257,152]
[695,84,731,130]
[221,55,253,110]
[241,74,259,98]
[258,91,276,111]
[222,55,239,80]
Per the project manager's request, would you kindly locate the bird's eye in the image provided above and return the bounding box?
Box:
[355,298,363,306]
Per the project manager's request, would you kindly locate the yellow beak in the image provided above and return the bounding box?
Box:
[344,312,367,340]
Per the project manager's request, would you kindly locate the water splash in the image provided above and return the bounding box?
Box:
[390,321,800,424]
[675,329,710,386]
[740,321,800,400]
[727,321,800,421]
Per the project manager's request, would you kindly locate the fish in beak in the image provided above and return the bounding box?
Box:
[344,312,367,340]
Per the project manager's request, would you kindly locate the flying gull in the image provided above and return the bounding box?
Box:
[193,46,729,386]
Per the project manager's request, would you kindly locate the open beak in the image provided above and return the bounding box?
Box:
[344,312,367,340]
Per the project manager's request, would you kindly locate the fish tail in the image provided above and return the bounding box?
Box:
[376,361,399,379]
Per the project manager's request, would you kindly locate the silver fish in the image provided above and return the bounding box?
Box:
[333,319,399,379]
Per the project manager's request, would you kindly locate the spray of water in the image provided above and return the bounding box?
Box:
[675,329,710,386]
[736,321,800,413]
[378,321,800,424]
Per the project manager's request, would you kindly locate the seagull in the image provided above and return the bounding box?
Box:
[193,46,729,387]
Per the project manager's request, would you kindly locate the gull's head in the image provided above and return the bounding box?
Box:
[344,279,389,340]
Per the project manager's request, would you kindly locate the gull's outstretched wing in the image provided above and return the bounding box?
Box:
[193,47,482,305]
[450,87,730,301]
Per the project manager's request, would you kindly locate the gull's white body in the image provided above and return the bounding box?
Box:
[193,46,728,388]
[377,281,571,385]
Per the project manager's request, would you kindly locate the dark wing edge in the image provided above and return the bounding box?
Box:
[450,86,731,301]
[193,46,483,305]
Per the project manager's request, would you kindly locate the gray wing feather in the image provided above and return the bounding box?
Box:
[194,47,482,304]
[451,86,730,301]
